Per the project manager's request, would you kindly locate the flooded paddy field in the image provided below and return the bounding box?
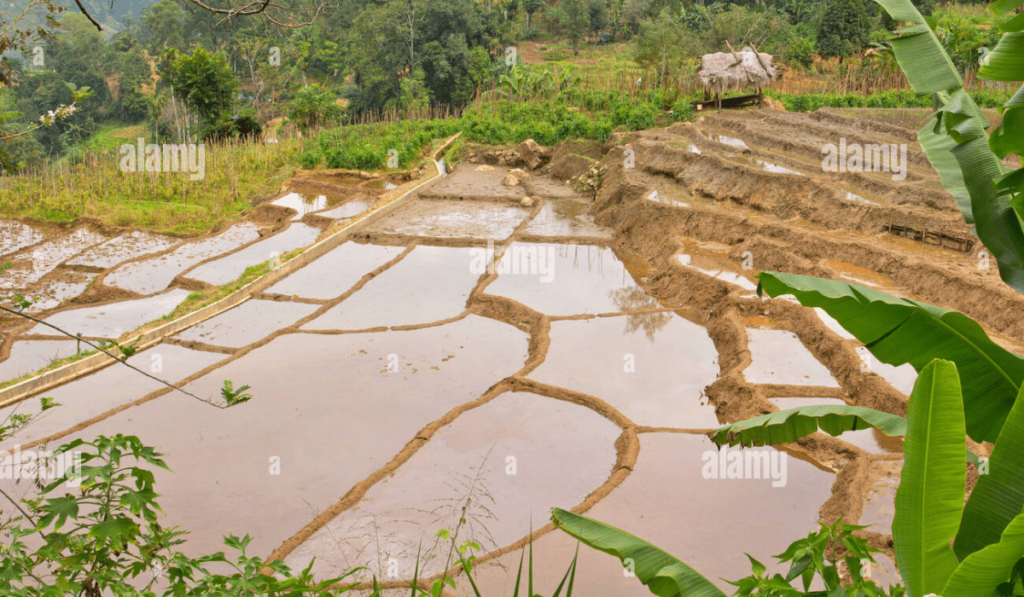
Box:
[1,109,1019,592]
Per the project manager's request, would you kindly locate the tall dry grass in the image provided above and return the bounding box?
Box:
[0,134,302,235]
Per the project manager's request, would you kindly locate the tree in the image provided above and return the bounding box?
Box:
[139,0,187,52]
[587,0,609,32]
[816,0,871,60]
[287,83,341,130]
[399,68,431,112]
[632,10,696,85]
[348,0,500,113]
[0,0,63,86]
[523,0,544,30]
[111,39,152,123]
[562,0,588,56]
[162,47,239,135]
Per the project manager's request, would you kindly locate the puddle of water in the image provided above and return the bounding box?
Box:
[268,242,405,300]
[724,154,806,177]
[523,201,614,239]
[530,316,720,428]
[271,193,330,220]
[105,223,261,295]
[63,315,528,558]
[814,308,856,340]
[367,200,529,240]
[315,199,373,220]
[677,254,758,292]
[825,260,895,289]
[66,231,176,269]
[28,271,96,311]
[857,347,918,395]
[860,459,901,534]
[0,339,78,382]
[462,433,834,594]
[187,224,320,286]
[769,397,902,454]
[0,344,225,451]
[0,221,44,258]
[28,289,192,339]
[843,191,881,206]
[303,245,480,330]
[646,190,690,207]
[745,329,840,386]
[869,553,901,587]
[364,179,398,190]
[286,391,620,580]
[484,243,644,316]
[759,161,805,176]
[705,132,751,151]
[176,300,319,348]
[0,227,106,289]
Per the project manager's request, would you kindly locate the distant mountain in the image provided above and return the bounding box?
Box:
[2,0,163,34]
[72,0,164,30]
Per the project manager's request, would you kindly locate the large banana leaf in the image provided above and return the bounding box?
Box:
[707,404,984,469]
[979,32,1024,82]
[869,0,1024,293]
[708,405,907,447]
[943,514,1024,597]
[757,271,1024,444]
[938,89,1024,291]
[918,114,975,224]
[893,359,965,597]
[872,0,962,93]
[989,86,1024,212]
[550,509,727,597]
[955,381,1024,559]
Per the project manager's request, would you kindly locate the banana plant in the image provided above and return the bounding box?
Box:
[754,272,1024,445]
[871,0,1024,292]
[499,67,552,102]
[554,360,1024,597]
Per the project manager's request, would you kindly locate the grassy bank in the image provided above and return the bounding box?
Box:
[0,135,302,236]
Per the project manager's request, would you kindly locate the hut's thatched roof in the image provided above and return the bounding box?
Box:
[698,49,778,93]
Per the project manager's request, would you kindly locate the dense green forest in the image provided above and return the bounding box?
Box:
[0,0,1010,172]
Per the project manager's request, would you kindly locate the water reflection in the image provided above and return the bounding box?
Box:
[609,287,672,342]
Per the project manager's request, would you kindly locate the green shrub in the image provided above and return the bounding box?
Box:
[763,89,1009,112]
[785,36,817,68]
[672,99,695,122]
[297,149,322,169]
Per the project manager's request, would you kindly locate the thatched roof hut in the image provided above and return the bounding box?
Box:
[697,48,778,95]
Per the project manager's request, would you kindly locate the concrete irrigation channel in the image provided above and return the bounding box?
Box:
[2,109,1021,592]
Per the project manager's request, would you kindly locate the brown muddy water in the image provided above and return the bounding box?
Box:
[0,210,847,590]
[2,113,972,591]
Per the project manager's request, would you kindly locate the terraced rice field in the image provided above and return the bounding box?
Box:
[3,108,1020,592]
